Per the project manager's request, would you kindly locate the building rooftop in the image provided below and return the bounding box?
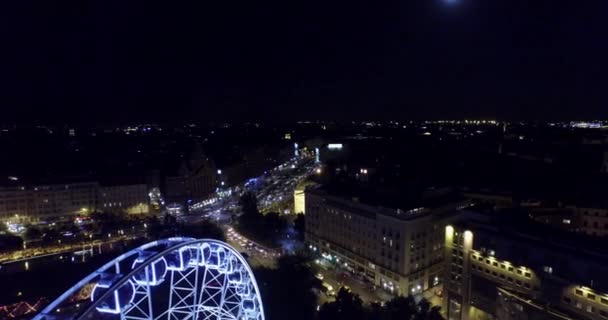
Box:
[307,183,468,221]
[455,208,608,263]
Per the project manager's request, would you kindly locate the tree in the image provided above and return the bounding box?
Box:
[319,288,368,320]
[383,296,418,319]
[293,214,305,241]
[175,221,226,242]
[254,254,320,320]
[416,299,443,320]
[0,234,23,252]
[318,292,444,320]
[145,215,165,240]
[24,226,42,241]
[239,191,260,221]
[237,191,288,247]
[91,212,132,235]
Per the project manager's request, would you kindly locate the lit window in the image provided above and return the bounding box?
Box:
[543,266,553,274]
[562,219,571,224]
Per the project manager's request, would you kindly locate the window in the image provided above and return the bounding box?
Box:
[586,305,594,313]
[575,301,583,309]
[587,293,596,300]
[508,267,514,272]
[516,269,522,275]
[563,297,571,304]
[543,266,553,274]
[525,272,531,278]
[575,289,583,296]
[600,310,608,319]
[507,277,513,282]
[493,262,498,267]
[600,297,608,305]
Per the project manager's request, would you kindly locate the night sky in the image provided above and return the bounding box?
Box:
[1,0,608,123]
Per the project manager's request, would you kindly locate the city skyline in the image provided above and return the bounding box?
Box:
[3,1,608,319]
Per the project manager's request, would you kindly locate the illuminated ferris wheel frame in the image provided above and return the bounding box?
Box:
[33,237,265,320]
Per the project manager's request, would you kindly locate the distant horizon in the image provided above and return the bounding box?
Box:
[3,119,608,127]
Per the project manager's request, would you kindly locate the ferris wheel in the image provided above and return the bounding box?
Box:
[33,238,265,320]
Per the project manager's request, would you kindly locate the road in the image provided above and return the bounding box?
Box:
[180,155,317,263]
[224,226,280,268]
[313,260,393,305]
[185,155,317,223]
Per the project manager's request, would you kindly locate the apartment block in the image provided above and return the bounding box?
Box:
[305,186,467,296]
[443,212,608,320]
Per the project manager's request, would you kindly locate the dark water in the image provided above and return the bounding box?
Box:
[0,238,148,307]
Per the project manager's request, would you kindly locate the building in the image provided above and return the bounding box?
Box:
[462,190,514,209]
[0,182,98,222]
[532,206,608,238]
[293,181,318,215]
[574,206,608,238]
[294,186,306,214]
[99,184,150,215]
[165,150,216,203]
[443,210,608,320]
[305,186,468,296]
